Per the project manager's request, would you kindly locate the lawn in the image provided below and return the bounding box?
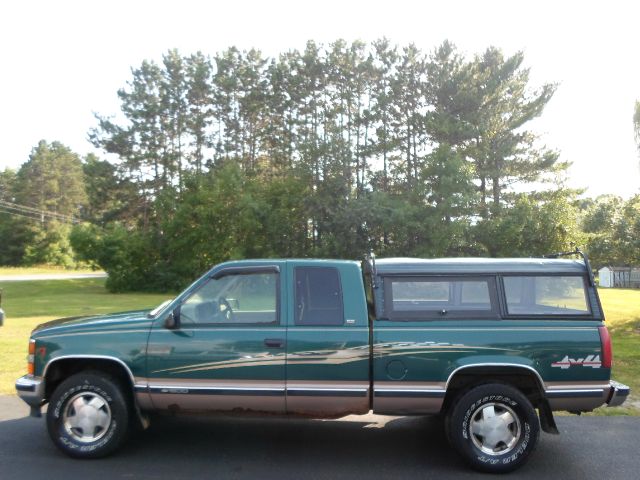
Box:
[0,278,171,394]
[589,288,640,415]
[0,266,103,276]
[0,279,638,415]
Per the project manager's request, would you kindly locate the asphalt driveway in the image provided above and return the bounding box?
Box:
[0,395,638,479]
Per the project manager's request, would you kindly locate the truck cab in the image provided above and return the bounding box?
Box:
[143,259,371,417]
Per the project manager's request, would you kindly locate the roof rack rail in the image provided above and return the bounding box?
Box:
[363,251,378,288]
[543,247,595,287]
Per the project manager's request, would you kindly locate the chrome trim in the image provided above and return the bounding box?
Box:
[42,355,137,385]
[148,385,369,394]
[15,375,45,407]
[144,377,284,386]
[151,328,287,332]
[544,389,604,394]
[373,328,595,331]
[286,328,369,332]
[607,380,630,407]
[445,363,546,391]
[375,388,446,394]
[287,388,367,393]
[374,387,446,399]
[149,385,286,397]
[287,388,368,398]
[150,385,285,392]
[545,382,610,389]
[146,383,370,398]
[544,389,605,399]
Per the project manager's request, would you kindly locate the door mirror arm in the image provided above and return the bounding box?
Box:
[165,307,181,329]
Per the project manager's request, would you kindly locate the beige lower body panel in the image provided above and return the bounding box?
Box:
[286,380,370,417]
[136,377,614,416]
[137,378,370,416]
[134,376,154,410]
[141,378,285,413]
[149,393,284,413]
[373,381,446,415]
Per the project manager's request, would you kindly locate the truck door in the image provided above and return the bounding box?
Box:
[146,264,286,413]
[285,262,370,416]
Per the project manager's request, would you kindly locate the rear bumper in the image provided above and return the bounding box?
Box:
[15,375,45,413]
[607,380,630,407]
[546,380,630,411]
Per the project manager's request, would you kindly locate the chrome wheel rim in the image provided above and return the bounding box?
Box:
[469,402,521,456]
[63,392,112,443]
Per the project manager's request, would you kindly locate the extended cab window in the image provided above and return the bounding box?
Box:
[180,272,278,325]
[385,277,496,319]
[294,267,344,325]
[503,275,590,316]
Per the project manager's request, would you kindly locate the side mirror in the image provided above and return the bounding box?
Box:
[164,308,180,329]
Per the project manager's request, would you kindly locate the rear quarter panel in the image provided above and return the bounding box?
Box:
[372,319,608,414]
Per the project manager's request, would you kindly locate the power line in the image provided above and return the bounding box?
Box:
[0,200,77,223]
[0,200,79,224]
[0,200,77,222]
[0,207,46,223]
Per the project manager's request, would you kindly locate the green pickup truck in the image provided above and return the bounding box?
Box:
[15,256,629,473]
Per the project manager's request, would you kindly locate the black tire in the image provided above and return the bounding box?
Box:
[447,383,539,473]
[444,409,453,446]
[46,371,130,458]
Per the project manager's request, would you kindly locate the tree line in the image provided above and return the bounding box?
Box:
[1,40,638,291]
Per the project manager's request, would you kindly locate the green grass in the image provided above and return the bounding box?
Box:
[588,288,640,415]
[0,266,103,276]
[0,280,638,415]
[0,278,171,394]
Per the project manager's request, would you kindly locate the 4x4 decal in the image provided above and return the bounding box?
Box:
[551,355,601,369]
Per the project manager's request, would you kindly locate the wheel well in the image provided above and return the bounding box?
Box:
[44,358,134,403]
[441,366,545,414]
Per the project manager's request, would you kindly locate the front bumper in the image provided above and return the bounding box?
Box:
[16,375,45,416]
[607,380,630,407]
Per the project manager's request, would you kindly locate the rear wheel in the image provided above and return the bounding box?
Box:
[47,371,130,458]
[447,383,539,473]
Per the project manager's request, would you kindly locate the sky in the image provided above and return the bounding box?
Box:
[1,0,639,197]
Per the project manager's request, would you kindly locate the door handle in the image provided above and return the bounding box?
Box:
[264,338,285,348]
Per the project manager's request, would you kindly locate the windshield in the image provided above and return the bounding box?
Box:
[148,299,173,318]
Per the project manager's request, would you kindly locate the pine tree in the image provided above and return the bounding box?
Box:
[466,48,557,217]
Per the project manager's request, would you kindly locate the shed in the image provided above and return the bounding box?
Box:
[599,266,640,288]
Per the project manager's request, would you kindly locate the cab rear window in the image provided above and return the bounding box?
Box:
[503,275,590,316]
[294,267,344,325]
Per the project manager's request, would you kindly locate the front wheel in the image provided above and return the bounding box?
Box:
[46,371,130,458]
[447,383,540,473]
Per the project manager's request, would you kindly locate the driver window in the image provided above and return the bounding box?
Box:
[180,272,278,325]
